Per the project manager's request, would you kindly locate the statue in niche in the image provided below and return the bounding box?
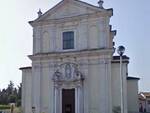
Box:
[65,63,72,79]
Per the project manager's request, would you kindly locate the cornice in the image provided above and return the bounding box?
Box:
[29,48,113,61]
[109,25,117,39]
[19,66,32,70]
[111,55,130,64]
[127,77,140,80]
[111,60,129,64]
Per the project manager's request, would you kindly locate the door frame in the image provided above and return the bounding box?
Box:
[53,82,83,113]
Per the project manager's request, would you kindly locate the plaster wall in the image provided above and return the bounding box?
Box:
[33,16,110,54]
[21,69,32,113]
[87,59,111,113]
[111,63,128,113]
[127,80,139,113]
[31,55,112,113]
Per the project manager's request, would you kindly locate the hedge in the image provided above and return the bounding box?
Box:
[0,105,10,110]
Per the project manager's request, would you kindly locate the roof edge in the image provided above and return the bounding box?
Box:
[29,0,113,27]
[127,76,140,80]
[19,66,32,70]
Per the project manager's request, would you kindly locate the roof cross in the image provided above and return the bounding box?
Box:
[37,9,43,17]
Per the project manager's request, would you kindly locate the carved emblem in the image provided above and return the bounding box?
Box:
[53,63,84,82]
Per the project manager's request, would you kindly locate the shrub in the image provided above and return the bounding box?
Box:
[0,105,10,110]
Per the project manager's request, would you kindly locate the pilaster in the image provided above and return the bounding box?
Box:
[32,63,41,113]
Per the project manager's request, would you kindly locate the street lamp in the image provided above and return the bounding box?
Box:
[117,46,125,56]
[117,45,125,113]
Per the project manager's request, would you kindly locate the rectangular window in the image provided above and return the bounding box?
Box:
[63,31,74,50]
[148,100,150,104]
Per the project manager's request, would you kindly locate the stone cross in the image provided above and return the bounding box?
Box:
[37,9,42,17]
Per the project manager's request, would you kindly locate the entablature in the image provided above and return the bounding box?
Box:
[29,48,113,61]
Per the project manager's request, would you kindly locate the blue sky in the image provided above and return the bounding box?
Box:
[0,0,150,91]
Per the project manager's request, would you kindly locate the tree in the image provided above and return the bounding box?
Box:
[6,81,14,95]
[0,81,22,106]
[16,83,22,106]
[0,89,8,104]
[8,94,17,103]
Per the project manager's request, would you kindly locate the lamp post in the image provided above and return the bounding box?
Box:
[117,45,125,113]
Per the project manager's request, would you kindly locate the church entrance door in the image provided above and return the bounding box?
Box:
[62,89,75,113]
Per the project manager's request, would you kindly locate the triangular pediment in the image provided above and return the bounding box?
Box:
[34,0,105,22]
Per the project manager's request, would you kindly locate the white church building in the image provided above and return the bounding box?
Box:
[20,0,139,113]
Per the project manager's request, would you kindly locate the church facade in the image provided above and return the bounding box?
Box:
[20,0,139,113]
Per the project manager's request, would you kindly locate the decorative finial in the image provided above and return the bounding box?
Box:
[98,0,104,9]
[37,9,42,17]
